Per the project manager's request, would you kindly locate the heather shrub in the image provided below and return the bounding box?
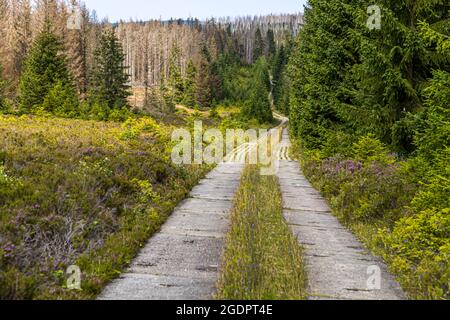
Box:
[296,134,449,299]
[0,115,209,299]
[302,135,413,222]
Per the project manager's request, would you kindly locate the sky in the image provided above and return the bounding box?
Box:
[82,0,307,22]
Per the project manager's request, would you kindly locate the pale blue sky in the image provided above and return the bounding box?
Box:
[82,0,307,22]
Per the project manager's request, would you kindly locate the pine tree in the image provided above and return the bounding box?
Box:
[253,28,265,62]
[209,60,224,103]
[19,20,76,114]
[351,0,449,151]
[288,0,449,152]
[183,59,197,107]
[288,0,363,148]
[41,80,79,117]
[412,19,450,159]
[89,28,130,110]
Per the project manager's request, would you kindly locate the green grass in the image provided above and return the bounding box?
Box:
[217,165,306,300]
[0,115,211,299]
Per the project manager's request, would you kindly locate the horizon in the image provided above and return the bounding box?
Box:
[82,0,307,22]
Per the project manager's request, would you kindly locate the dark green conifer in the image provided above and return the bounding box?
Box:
[89,28,130,110]
[19,21,76,114]
[183,60,197,107]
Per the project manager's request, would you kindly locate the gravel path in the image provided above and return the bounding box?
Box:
[276,129,406,300]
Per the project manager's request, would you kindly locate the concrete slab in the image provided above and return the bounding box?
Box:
[98,163,244,300]
[99,273,216,300]
[276,129,406,300]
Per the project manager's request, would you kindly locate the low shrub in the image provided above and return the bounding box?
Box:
[377,148,450,299]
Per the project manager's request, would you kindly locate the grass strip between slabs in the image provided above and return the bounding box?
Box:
[217,165,306,300]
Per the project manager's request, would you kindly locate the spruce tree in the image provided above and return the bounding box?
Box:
[288,0,449,152]
[253,28,265,62]
[209,61,224,103]
[183,60,197,107]
[89,29,130,110]
[41,80,79,117]
[168,45,184,104]
[243,58,273,123]
[413,20,450,159]
[266,29,276,60]
[19,21,75,114]
[349,0,449,151]
[196,45,213,109]
[288,0,363,148]
[272,45,287,108]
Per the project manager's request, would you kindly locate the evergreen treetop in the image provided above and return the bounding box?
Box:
[196,45,213,109]
[243,58,273,123]
[19,21,74,113]
[184,60,198,107]
[253,28,265,62]
[89,28,131,110]
[168,45,184,104]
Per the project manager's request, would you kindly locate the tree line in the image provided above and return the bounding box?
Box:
[0,0,302,123]
[287,0,449,156]
[284,0,449,299]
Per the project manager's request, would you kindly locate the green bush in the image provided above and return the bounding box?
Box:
[108,107,133,122]
[377,148,450,299]
[320,130,358,159]
[351,134,396,165]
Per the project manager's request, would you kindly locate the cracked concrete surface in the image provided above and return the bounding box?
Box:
[98,163,244,300]
[276,129,406,300]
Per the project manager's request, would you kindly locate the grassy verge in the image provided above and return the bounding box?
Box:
[0,115,211,299]
[217,165,306,300]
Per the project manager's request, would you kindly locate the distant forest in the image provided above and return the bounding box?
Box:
[0,0,303,96]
